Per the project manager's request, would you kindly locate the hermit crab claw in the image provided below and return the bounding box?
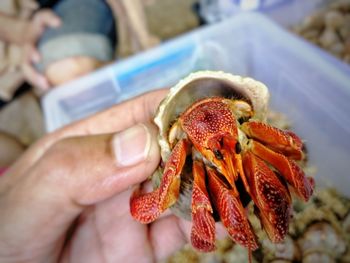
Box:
[129,71,314,255]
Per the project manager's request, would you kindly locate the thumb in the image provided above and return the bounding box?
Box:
[35,123,160,205]
[56,123,160,204]
[0,123,160,260]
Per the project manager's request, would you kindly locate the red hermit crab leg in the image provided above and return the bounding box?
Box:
[241,121,314,201]
[158,139,190,211]
[130,139,189,223]
[241,121,304,160]
[250,140,314,201]
[242,151,292,242]
[130,189,161,224]
[206,166,258,250]
[191,160,216,251]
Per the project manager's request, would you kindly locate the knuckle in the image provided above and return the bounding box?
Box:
[44,138,79,177]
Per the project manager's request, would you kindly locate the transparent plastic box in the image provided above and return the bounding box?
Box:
[199,0,331,27]
[42,13,350,195]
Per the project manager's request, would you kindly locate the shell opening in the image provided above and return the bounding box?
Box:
[155,72,269,163]
[165,78,253,124]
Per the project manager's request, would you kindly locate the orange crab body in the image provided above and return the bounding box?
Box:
[130,71,315,253]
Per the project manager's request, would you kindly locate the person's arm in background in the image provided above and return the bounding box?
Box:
[0,11,30,44]
[25,0,116,92]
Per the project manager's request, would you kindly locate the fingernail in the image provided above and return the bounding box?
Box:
[112,124,151,167]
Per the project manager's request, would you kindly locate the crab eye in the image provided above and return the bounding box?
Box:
[235,142,242,154]
[238,117,245,124]
[214,149,223,160]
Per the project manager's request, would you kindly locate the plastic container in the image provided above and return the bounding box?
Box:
[42,13,350,195]
[198,0,331,27]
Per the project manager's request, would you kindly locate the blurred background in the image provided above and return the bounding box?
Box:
[0,0,349,262]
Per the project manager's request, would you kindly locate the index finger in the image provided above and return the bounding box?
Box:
[6,89,168,178]
[56,88,168,137]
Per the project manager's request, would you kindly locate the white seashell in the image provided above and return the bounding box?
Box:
[154,71,269,162]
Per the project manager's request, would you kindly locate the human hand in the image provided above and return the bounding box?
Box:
[22,9,61,92]
[0,90,224,263]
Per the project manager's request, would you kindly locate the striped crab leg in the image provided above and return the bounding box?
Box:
[130,139,190,223]
[241,121,314,201]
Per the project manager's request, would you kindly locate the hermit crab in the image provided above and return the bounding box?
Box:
[130,71,315,253]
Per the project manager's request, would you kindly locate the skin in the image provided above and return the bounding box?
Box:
[0,131,25,167]
[45,56,105,87]
[0,8,105,94]
[21,12,106,92]
[0,9,61,91]
[0,90,221,263]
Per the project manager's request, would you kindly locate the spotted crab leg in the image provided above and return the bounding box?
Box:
[241,121,304,160]
[130,139,189,223]
[250,140,314,201]
[242,151,292,242]
[191,160,216,252]
[130,189,161,224]
[241,121,314,201]
[206,166,258,251]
